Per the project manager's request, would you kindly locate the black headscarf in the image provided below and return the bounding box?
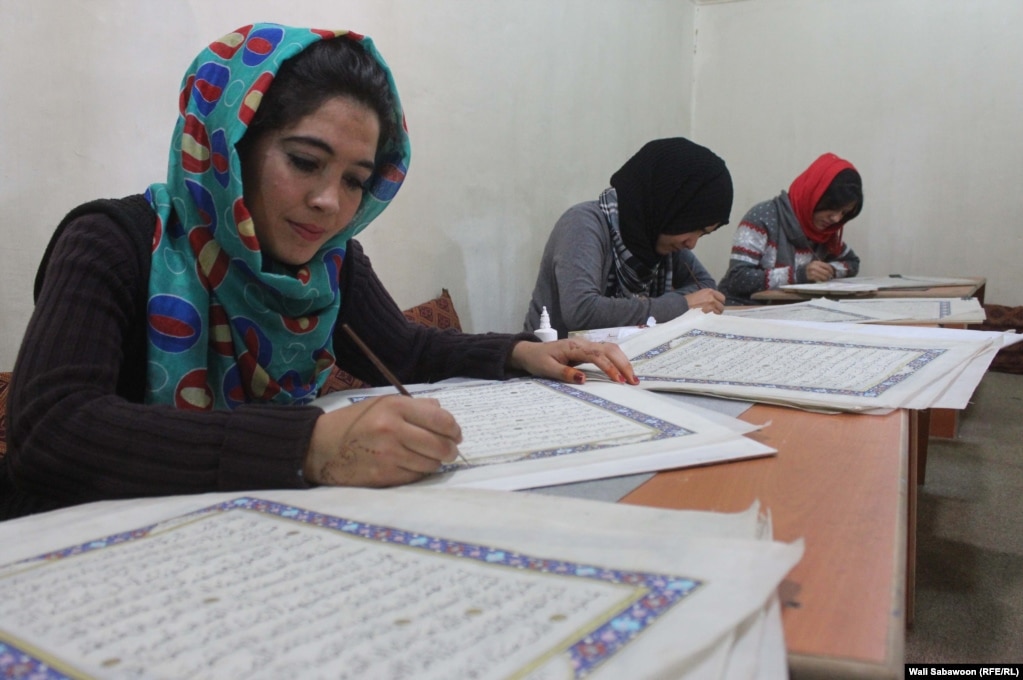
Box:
[610,138,733,264]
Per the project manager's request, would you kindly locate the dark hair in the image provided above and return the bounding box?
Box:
[815,168,863,220]
[238,37,397,154]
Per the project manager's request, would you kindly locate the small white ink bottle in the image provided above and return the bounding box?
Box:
[534,306,558,342]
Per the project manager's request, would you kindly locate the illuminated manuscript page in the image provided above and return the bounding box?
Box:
[0,488,804,680]
[584,312,993,413]
[765,318,1021,410]
[779,274,978,295]
[1,503,649,679]
[315,379,773,490]
[431,379,667,463]
[724,299,902,324]
[835,297,986,324]
[725,297,985,324]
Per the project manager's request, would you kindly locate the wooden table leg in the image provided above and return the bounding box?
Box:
[916,409,930,486]
[906,410,923,629]
[928,407,959,439]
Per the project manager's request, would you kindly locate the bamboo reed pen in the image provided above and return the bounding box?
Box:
[682,257,704,290]
[342,323,411,397]
[341,323,468,465]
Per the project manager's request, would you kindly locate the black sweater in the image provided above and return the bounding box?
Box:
[2,196,530,519]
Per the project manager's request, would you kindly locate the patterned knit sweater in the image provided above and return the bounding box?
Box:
[718,196,860,305]
[2,196,531,519]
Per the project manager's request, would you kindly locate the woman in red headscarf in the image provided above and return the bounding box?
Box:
[718,153,863,305]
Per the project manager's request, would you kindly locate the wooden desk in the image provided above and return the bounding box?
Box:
[751,276,986,305]
[621,404,915,680]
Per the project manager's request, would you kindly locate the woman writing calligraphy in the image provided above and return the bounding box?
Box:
[1,24,635,519]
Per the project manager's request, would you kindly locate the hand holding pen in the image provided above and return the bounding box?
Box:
[342,325,468,465]
[682,259,725,314]
[301,326,464,488]
[806,260,837,282]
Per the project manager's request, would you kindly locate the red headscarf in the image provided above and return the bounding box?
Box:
[788,153,857,256]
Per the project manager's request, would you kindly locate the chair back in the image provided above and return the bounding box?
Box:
[0,372,10,458]
[321,289,463,395]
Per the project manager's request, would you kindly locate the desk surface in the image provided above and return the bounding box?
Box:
[620,404,909,679]
[751,276,986,304]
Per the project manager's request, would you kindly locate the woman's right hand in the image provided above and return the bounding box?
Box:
[806,260,836,282]
[304,396,462,487]
[685,288,726,314]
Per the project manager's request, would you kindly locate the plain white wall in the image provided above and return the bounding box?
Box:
[5,1,1019,372]
[0,0,695,370]
[690,0,1023,306]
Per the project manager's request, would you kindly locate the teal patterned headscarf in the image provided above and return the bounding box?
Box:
[144,24,410,410]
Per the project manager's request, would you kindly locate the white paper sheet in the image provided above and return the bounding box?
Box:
[0,488,803,679]
[727,297,986,325]
[834,297,986,324]
[778,274,979,295]
[568,325,653,343]
[314,379,774,490]
[725,299,905,324]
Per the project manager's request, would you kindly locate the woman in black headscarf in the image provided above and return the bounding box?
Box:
[524,138,733,338]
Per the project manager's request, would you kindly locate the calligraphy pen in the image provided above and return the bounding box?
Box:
[341,323,468,466]
[682,258,705,290]
[681,255,730,314]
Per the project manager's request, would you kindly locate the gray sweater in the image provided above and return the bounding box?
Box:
[523,200,717,338]
[718,195,860,306]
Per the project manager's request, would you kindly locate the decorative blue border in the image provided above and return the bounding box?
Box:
[356,379,695,471]
[798,303,877,322]
[844,299,953,319]
[0,642,67,680]
[893,300,952,318]
[1,497,702,679]
[635,329,947,397]
[732,303,877,322]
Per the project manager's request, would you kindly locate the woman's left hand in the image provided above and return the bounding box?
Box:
[508,339,639,385]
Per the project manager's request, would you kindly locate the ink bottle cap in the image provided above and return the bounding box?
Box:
[534,306,558,342]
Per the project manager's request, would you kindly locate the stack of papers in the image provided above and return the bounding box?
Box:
[314,378,773,490]
[569,324,652,343]
[582,310,1021,414]
[834,297,986,324]
[0,488,803,679]
[726,297,986,325]
[778,274,979,296]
